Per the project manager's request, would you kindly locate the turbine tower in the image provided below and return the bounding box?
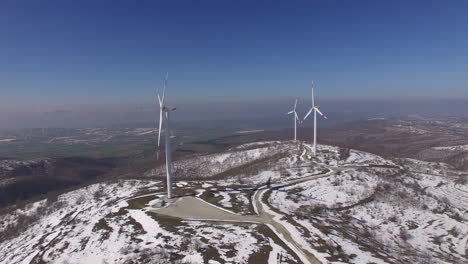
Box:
[156,72,176,199]
[286,98,299,141]
[303,81,328,156]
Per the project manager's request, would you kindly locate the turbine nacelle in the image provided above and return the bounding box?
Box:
[162,106,177,112]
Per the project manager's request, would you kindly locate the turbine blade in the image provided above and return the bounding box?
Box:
[161,72,168,105]
[157,93,162,106]
[304,108,313,120]
[314,107,328,119]
[294,112,299,121]
[311,81,315,108]
[157,110,163,159]
[287,111,294,115]
[294,98,298,111]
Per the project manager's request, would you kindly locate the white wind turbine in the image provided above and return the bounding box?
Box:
[156,72,176,199]
[286,98,300,141]
[303,81,328,156]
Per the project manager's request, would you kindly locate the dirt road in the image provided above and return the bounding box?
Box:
[152,166,335,264]
[251,170,333,264]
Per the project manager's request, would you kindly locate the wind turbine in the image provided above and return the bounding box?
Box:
[286,98,300,141]
[156,72,176,199]
[303,81,328,156]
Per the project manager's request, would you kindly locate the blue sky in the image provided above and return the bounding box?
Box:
[1,0,468,107]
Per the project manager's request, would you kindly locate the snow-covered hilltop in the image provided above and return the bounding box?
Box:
[0,141,467,264]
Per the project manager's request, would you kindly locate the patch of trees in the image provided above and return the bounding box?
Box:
[148,144,291,181]
[4,160,51,179]
[120,246,195,264]
[338,147,351,161]
[0,177,78,207]
[0,156,119,208]
[211,152,288,180]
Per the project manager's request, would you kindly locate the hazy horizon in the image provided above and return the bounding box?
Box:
[1,98,467,131]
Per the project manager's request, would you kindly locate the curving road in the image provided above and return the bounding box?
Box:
[251,168,334,264]
[152,164,336,264]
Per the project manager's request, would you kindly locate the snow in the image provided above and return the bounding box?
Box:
[236,192,251,214]
[330,235,387,264]
[182,253,204,263]
[236,129,264,134]
[258,143,467,263]
[184,222,271,263]
[1,179,286,264]
[201,182,213,188]
[213,153,231,163]
[127,210,166,237]
[268,238,284,264]
[1,140,467,264]
[433,144,468,151]
[176,181,188,187]
[147,141,289,180]
[343,150,397,167]
[269,163,468,263]
[416,173,468,210]
[247,170,281,185]
[0,181,158,264]
[217,191,233,208]
[234,141,282,149]
[136,129,157,136]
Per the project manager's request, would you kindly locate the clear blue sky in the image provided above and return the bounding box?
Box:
[1,0,468,107]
